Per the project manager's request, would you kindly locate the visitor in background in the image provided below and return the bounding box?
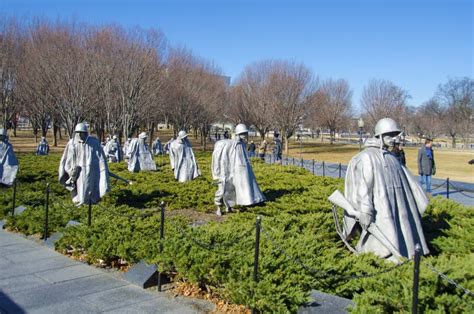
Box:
[273,133,282,162]
[391,138,406,166]
[248,140,256,158]
[258,139,267,160]
[418,138,436,195]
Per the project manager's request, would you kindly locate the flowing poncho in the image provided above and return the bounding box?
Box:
[0,140,18,186]
[169,138,200,182]
[59,136,110,205]
[212,139,265,207]
[343,137,429,259]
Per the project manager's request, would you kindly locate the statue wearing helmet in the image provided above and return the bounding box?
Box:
[36,136,50,156]
[0,128,19,186]
[104,135,123,163]
[330,117,429,263]
[152,137,163,156]
[168,130,200,182]
[59,123,110,205]
[127,132,157,172]
[211,123,265,216]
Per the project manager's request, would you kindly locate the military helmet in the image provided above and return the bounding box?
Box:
[178,130,188,139]
[138,132,147,139]
[235,123,249,135]
[374,118,401,137]
[74,123,88,133]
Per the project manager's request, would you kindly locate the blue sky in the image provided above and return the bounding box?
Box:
[2,0,472,111]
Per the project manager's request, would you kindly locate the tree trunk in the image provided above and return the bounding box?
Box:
[284,134,289,154]
[451,135,456,148]
[53,123,58,147]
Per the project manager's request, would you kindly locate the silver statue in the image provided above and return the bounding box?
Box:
[0,128,18,186]
[212,123,265,216]
[152,137,163,155]
[127,132,157,172]
[36,137,50,156]
[169,131,200,182]
[59,123,110,205]
[104,135,123,163]
[123,137,132,159]
[329,118,429,263]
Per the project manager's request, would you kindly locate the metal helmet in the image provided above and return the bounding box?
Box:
[178,130,188,139]
[0,128,7,136]
[374,118,401,137]
[235,123,248,135]
[112,135,117,140]
[138,132,147,139]
[74,123,88,133]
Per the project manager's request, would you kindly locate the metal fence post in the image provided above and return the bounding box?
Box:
[322,161,326,177]
[87,191,92,226]
[252,216,261,314]
[11,179,17,216]
[338,163,342,178]
[43,183,50,241]
[412,244,421,314]
[312,159,315,174]
[446,178,450,199]
[158,201,165,292]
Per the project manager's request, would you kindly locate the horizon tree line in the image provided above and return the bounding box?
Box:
[1,17,472,150]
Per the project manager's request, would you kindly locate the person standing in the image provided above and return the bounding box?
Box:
[418,138,436,195]
[391,138,406,166]
[273,133,282,162]
[248,140,256,158]
[258,139,267,160]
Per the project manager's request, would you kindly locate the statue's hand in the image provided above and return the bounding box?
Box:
[358,212,373,230]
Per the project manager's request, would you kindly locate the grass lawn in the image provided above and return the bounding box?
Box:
[283,140,474,183]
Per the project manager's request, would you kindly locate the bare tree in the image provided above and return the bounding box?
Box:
[268,60,316,153]
[0,18,23,132]
[435,77,473,148]
[232,61,275,139]
[311,79,352,144]
[361,79,409,132]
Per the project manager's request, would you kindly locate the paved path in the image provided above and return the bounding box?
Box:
[0,229,213,314]
[265,155,474,207]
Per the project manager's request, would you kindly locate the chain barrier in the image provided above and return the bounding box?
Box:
[430,180,448,190]
[260,225,410,282]
[448,182,474,199]
[423,262,474,297]
[325,165,340,174]
[170,219,255,251]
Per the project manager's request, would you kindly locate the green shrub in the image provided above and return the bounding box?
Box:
[1,153,472,313]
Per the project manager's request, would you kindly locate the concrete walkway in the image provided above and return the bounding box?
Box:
[0,229,213,314]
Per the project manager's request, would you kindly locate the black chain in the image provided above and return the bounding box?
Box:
[261,225,411,282]
[430,180,448,190]
[423,262,474,297]
[448,182,474,199]
[325,165,340,174]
